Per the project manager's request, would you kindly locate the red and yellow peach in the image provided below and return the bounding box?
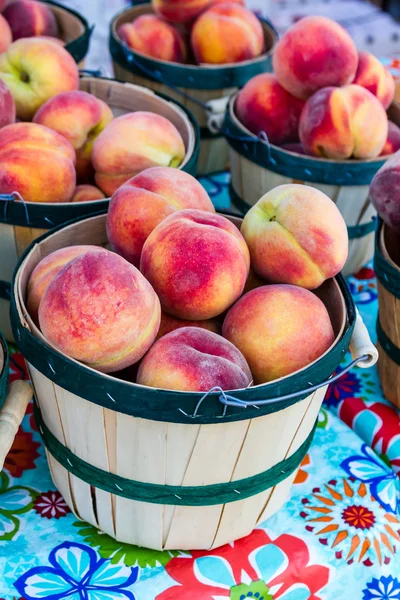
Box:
[0,80,15,129]
[153,0,212,23]
[0,14,12,54]
[71,185,106,202]
[353,51,395,110]
[3,0,59,40]
[370,151,400,233]
[118,15,186,63]
[381,121,400,156]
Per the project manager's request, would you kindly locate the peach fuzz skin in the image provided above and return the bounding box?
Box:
[0,38,79,121]
[0,122,76,203]
[272,16,358,99]
[106,166,215,267]
[381,122,400,156]
[0,15,12,54]
[3,0,59,41]
[118,15,186,63]
[223,285,335,384]
[0,80,15,129]
[153,0,212,24]
[236,74,305,145]
[33,91,114,182]
[369,152,400,233]
[71,185,106,203]
[92,112,186,196]
[140,209,250,320]
[299,85,388,160]
[241,184,348,290]
[191,3,264,65]
[27,245,107,325]
[39,250,161,373]
[157,311,220,339]
[137,327,252,392]
[353,51,395,110]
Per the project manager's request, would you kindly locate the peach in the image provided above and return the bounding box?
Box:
[353,51,395,110]
[273,16,358,99]
[280,142,306,154]
[153,0,212,23]
[0,80,15,129]
[235,74,305,145]
[137,327,252,391]
[92,112,186,196]
[33,90,114,181]
[241,184,348,289]
[211,0,244,4]
[39,250,161,373]
[381,121,400,156]
[140,209,250,319]
[27,245,107,325]
[0,38,79,121]
[223,285,335,384]
[370,151,400,233]
[299,85,388,159]
[106,166,215,267]
[0,122,76,203]
[0,14,12,54]
[118,15,186,63]
[71,185,106,203]
[191,3,264,65]
[157,311,220,339]
[3,0,59,40]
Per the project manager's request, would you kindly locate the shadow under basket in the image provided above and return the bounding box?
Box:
[11,211,377,550]
[375,219,400,407]
[0,75,199,342]
[225,96,400,277]
[109,3,278,176]
[43,0,92,66]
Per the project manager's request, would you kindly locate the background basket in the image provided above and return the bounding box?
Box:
[43,0,92,66]
[0,75,199,342]
[374,219,400,407]
[11,211,377,550]
[109,3,278,175]
[225,95,400,277]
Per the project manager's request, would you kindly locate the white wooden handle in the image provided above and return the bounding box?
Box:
[0,380,32,471]
[349,309,379,368]
[206,96,231,134]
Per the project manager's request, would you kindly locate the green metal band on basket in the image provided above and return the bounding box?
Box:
[0,331,9,410]
[43,0,92,63]
[376,318,400,366]
[34,401,317,506]
[228,183,377,240]
[0,280,10,301]
[374,219,400,298]
[223,109,386,186]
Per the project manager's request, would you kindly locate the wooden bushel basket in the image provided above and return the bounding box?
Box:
[225,95,400,277]
[43,0,92,66]
[0,75,199,342]
[374,219,400,407]
[10,211,377,550]
[109,3,278,176]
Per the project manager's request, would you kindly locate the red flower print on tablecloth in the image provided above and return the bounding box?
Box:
[9,351,27,382]
[4,429,40,478]
[34,491,71,519]
[324,368,361,409]
[157,529,330,600]
[354,267,375,281]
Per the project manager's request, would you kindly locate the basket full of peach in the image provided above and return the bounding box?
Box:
[109,0,278,175]
[224,15,400,277]
[11,170,377,550]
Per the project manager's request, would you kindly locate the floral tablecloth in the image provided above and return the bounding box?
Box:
[0,172,399,599]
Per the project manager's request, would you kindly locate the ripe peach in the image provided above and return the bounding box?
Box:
[280,142,306,154]
[33,90,114,181]
[157,311,220,339]
[92,112,186,196]
[106,166,215,267]
[370,151,400,233]
[3,0,59,40]
[141,209,250,319]
[117,15,186,63]
[235,73,305,145]
[27,245,107,325]
[153,0,212,23]
[241,184,348,289]
[71,185,106,203]
[353,51,395,110]
[137,327,252,391]
[0,80,15,129]
[39,250,161,373]
[191,3,264,64]
[381,121,400,156]
[0,122,76,203]
[272,16,358,99]
[0,14,12,54]
[223,285,335,384]
[299,85,388,159]
[0,38,79,120]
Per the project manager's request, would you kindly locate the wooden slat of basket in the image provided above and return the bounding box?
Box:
[49,4,85,45]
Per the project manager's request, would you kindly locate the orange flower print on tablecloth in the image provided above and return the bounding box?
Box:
[300,478,400,567]
[294,453,311,484]
[4,429,40,478]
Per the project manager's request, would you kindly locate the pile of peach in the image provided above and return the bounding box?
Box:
[236,16,399,160]
[27,168,349,393]
[117,0,264,66]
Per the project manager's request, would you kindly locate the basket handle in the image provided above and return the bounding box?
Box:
[350,308,379,368]
[0,380,32,471]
